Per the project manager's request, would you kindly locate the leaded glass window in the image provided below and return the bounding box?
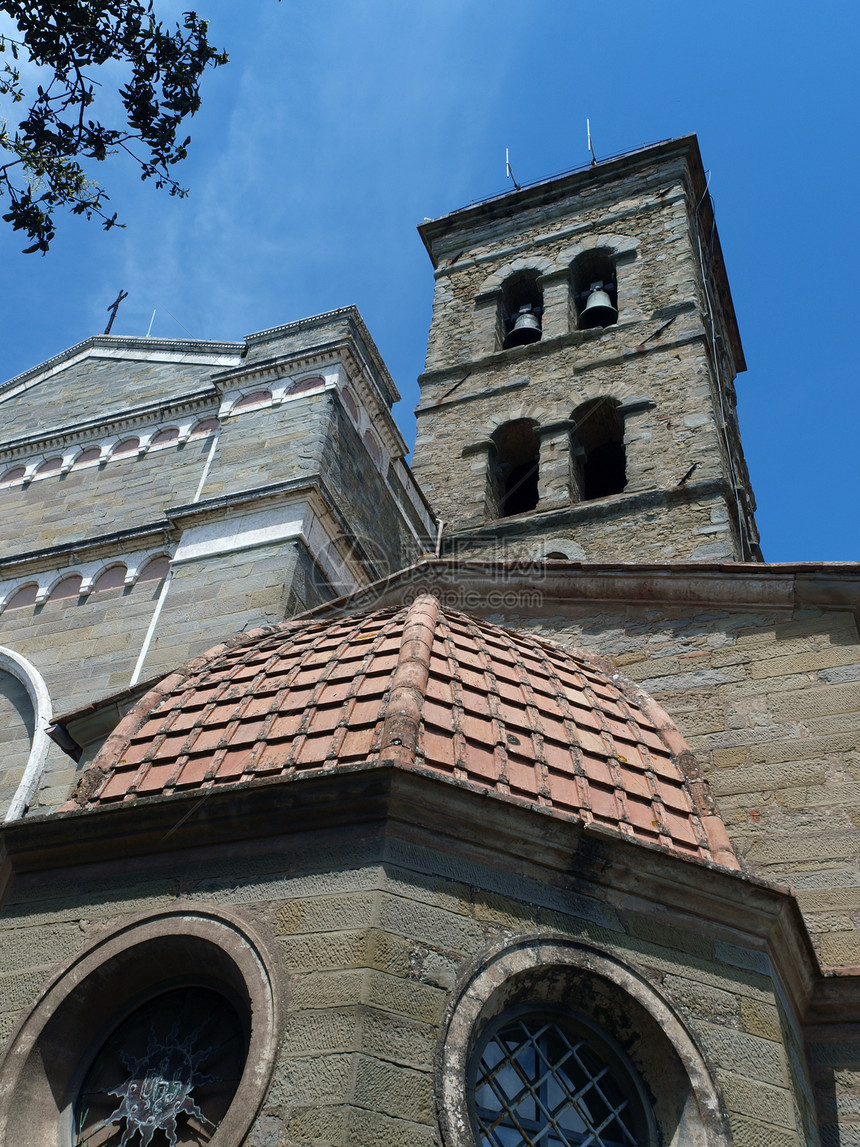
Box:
[470,1007,653,1147]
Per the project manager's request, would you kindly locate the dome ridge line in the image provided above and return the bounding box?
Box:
[380,594,440,764]
[618,678,740,871]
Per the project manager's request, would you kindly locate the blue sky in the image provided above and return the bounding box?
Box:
[2,1,857,561]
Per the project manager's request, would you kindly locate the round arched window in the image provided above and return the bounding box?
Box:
[469,1005,655,1147]
[73,984,247,1146]
[0,909,278,1147]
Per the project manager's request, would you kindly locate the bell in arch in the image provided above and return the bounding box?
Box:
[579,282,618,330]
[503,305,542,349]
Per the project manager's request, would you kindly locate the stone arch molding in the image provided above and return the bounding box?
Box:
[0,646,52,821]
[478,254,557,295]
[436,935,732,1147]
[0,904,280,1147]
[556,232,640,268]
[477,236,639,297]
[483,401,553,432]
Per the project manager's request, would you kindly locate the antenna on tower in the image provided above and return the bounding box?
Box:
[505,148,521,191]
[587,119,597,167]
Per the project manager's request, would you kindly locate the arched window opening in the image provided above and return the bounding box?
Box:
[112,437,139,459]
[92,565,127,593]
[5,584,38,611]
[572,250,618,330]
[363,430,382,466]
[149,427,179,449]
[0,466,26,486]
[341,387,359,422]
[232,389,272,413]
[35,457,62,477]
[471,1005,655,1147]
[188,418,220,440]
[71,448,102,469]
[48,575,83,602]
[288,375,325,396]
[501,273,543,349]
[137,554,171,583]
[571,398,626,500]
[492,420,540,516]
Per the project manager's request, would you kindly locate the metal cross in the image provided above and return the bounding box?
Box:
[104,290,129,335]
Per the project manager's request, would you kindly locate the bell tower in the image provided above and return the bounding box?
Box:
[412,135,761,564]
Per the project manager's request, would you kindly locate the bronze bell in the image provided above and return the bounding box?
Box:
[503,306,542,348]
[579,285,618,329]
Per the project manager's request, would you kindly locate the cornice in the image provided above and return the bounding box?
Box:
[0,522,175,579]
[244,304,401,407]
[0,763,820,1018]
[0,335,243,402]
[416,310,705,394]
[295,557,860,623]
[0,386,218,458]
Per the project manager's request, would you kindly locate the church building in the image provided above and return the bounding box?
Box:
[0,135,858,1146]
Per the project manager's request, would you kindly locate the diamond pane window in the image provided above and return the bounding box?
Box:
[470,1008,653,1147]
[74,985,247,1146]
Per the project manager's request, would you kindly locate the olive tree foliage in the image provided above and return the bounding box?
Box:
[0,2,227,252]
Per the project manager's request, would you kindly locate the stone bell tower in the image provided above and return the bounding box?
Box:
[412,135,762,564]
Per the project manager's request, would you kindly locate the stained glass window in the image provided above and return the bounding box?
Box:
[74,985,246,1146]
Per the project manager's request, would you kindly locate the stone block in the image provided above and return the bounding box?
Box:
[271,1052,354,1105]
[279,931,370,972]
[709,761,826,797]
[364,970,446,1025]
[0,921,85,975]
[290,970,367,1011]
[818,931,860,967]
[695,1021,788,1086]
[769,683,860,723]
[473,890,540,930]
[728,1113,803,1147]
[281,1009,359,1054]
[345,1107,436,1147]
[360,1008,436,1069]
[353,1054,434,1123]
[741,998,784,1042]
[750,647,860,680]
[285,1104,349,1144]
[377,893,483,952]
[662,973,741,1028]
[721,1070,796,1128]
[382,864,471,916]
[624,913,713,960]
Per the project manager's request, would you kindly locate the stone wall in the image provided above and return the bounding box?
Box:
[486,601,860,971]
[0,432,218,552]
[0,353,220,445]
[442,488,736,564]
[413,144,758,561]
[0,813,817,1146]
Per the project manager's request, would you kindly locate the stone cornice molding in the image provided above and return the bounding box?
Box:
[297,557,860,622]
[0,523,174,580]
[245,304,400,407]
[416,318,707,392]
[0,386,218,459]
[0,475,357,582]
[0,764,820,1015]
[0,335,242,404]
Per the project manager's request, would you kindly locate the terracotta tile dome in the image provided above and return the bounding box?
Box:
[70,595,738,869]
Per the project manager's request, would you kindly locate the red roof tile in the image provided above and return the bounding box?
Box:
[66,595,738,869]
